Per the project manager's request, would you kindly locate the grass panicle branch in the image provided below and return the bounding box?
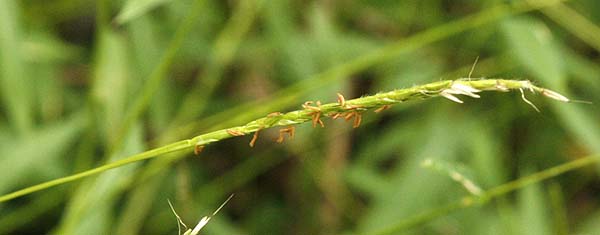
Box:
[367,154,600,235]
[0,79,569,203]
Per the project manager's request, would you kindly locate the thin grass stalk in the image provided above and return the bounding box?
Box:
[0,79,569,202]
[366,154,600,235]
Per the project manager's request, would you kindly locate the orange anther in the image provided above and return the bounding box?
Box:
[330,113,341,119]
[276,126,296,143]
[226,129,245,136]
[337,93,346,107]
[249,130,260,147]
[374,105,391,113]
[353,113,362,128]
[344,112,356,121]
[194,145,205,155]
[267,112,283,117]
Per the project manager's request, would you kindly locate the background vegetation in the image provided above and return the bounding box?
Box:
[0,0,599,234]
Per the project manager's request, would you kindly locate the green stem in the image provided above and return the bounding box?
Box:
[0,79,565,203]
[0,140,190,202]
[366,154,600,235]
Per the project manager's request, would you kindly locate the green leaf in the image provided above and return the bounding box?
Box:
[90,30,133,141]
[576,211,600,235]
[502,16,564,87]
[56,125,145,235]
[0,113,86,194]
[357,108,464,233]
[518,170,552,235]
[115,0,172,24]
[0,0,34,135]
[502,16,600,154]
[57,29,142,235]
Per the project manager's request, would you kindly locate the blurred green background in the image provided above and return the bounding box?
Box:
[1,0,600,234]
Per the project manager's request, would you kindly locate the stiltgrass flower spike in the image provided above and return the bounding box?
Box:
[0,79,570,203]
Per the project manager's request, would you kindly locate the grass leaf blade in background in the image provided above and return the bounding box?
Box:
[115,0,172,24]
[502,16,600,154]
[0,0,34,135]
[2,0,600,234]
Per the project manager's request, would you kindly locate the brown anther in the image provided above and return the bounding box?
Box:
[276,126,296,143]
[267,112,283,117]
[302,101,314,109]
[343,111,362,128]
[330,113,341,119]
[353,113,362,128]
[312,112,324,128]
[249,130,260,147]
[337,93,346,107]
[287,126,296,138]
[227,129,245,136]
[344,112,356,121]
[374,105,391,113]
[302,100,322,111]
[194,145,205,155]
[303,100,324,128]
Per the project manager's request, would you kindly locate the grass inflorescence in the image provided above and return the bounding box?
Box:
[0,79,569,203]
[190,79,568,148]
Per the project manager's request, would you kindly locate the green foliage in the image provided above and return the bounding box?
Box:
[0,0,599,234]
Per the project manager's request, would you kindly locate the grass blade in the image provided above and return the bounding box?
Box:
[115,0,172,24]
[0,0,33,135]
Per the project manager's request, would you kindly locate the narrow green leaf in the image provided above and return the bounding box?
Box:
[502,17,564,86]
[0,113,86,194]
[115,0,172,24]
[57,125,145,235]
[518,170,551,235]
[57,28,141,235]
[0,0,33,135]
[90,30,133,141]
[358,109,463,233]
[502,17,600,153]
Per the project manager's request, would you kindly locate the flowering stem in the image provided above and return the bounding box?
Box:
[0,79,568,203]
[366,154,600,235]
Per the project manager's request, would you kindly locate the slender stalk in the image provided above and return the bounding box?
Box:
[366,154,600,235]
[0,141,191,203]
[0,79,568,203]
